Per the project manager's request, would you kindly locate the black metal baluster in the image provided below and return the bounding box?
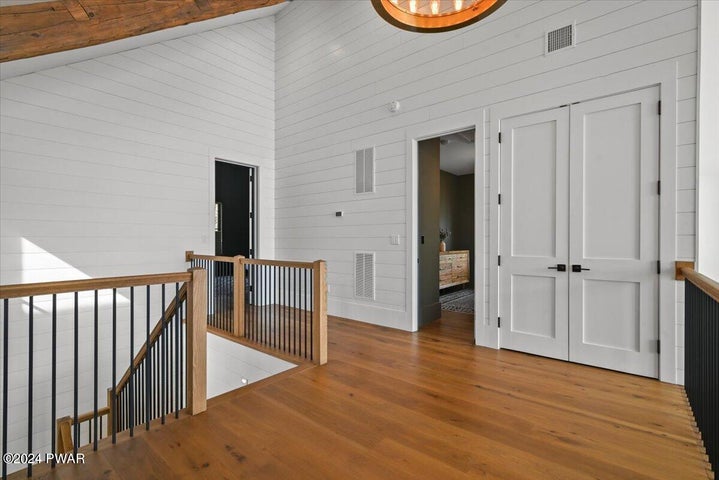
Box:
[168,298,174,415]
[73,292,79,454]
[294,268,298,356]
[206,260,211,329]
[274,266,278,349]
[310,270,314,362]
[2,299,7,480]
[180,299,185,409]
[161,285,166,424]
[284,266,288,352]
[129,287,135,437]
[27,296,33,478]
[146,285,151,430]
[222,262,227,332]
[303,269,307,358]
[93,290,98,450]
[258,264,261,342]
[51,294,57,465]
[228,262,232,333]
[112,289,117,444]
[175,283,180,418]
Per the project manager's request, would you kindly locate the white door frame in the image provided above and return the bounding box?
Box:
[405,110,486,335]
[488,60,678,383]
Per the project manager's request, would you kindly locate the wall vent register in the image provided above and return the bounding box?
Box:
[355,252,376,300]
[355,147,375,194]
[546,24,575,54]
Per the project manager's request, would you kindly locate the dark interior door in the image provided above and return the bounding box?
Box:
[215,161,253,258]
[418,138,441,328]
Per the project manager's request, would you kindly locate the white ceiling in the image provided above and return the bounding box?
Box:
[0,2,287,79]
[440,129,475,176]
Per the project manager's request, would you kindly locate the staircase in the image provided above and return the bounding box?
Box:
[0,252,328,479]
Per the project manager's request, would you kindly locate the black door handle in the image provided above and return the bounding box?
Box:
[547,264,566,272]
[572,264,590,272]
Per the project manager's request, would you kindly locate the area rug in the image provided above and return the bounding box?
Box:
[440,289,474,314]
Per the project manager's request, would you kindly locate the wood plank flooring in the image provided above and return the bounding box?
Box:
[31,312,710,479]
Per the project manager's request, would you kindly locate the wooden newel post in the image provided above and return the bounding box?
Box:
[56,416,73,454]
[185,250,194,262]
[106,388,114,437]
[312,260,328,365]
[187,267,207,415]
[233,255,245,338]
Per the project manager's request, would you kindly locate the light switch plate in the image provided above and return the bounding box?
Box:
[390,235,400,245]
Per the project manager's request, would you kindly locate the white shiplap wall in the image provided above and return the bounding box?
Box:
[274,0,697,382]
[0,16,275,470]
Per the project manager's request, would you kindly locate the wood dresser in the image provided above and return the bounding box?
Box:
[439,250,470,289]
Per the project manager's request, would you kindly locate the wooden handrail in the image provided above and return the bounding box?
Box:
[185,250,237,263]
[186,250,315,269]
[681,266,719,304]
[74,406,111,425]
[56,406,112,454]
[114,283,188,392]
[0,272,192,299]
[242,258,316,269]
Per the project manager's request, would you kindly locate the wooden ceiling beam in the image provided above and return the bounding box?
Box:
[0,0,286,62]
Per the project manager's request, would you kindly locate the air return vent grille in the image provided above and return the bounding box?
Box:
[354,252,375,300]
[355,147,375,194]
[546,24,574,54]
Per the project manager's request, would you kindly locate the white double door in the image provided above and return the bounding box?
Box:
[499,87,660,377]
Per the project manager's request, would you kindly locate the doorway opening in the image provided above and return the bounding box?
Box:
[417,128,476,336]
[214,160,255,259]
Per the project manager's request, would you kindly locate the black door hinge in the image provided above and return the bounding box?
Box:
[657,339,661,354]
[249,212,254,219]
[498,132,502,143]
[498,317,501,328]
[498,255,501,266]
[498,193,502,205]
[657,100,662,115]
[657,180,661,195]
[656,260,661,274]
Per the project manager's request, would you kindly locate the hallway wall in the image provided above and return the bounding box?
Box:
[275,0,698,383]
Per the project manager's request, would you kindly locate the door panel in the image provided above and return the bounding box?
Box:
[418,138,441,328]
[499,107,569,360]
[582,103,642,260]
[568,87,660,377]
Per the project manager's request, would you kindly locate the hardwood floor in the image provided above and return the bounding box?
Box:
[31,312,710,479]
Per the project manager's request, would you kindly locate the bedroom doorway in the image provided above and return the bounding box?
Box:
[417,128,476,333]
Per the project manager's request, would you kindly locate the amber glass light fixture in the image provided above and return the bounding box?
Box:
[371,0,507,33]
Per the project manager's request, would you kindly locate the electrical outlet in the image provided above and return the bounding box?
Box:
[390,235,400,245]
[327,284,332,293]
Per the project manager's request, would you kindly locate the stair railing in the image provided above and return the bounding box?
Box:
[186,251,327,365]
[676,261,718,476]
[0,269,207,480]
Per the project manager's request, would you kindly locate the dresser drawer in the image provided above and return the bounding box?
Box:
[439,250,470,289]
